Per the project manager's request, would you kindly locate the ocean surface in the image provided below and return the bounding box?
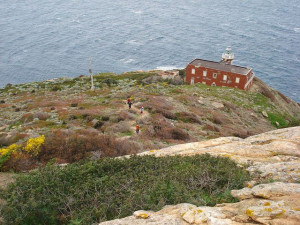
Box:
[0,0,299,102]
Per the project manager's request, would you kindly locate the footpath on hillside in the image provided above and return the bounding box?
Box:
[121,99,150,136]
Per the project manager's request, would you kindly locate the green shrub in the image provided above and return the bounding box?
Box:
[102,78,118,87]
[1,154,250,224]
[287,118,300,127]
[267,112,288,128]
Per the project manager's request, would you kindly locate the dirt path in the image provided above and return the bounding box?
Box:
[122,100,150,136]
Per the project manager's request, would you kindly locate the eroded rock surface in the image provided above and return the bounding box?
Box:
[137,126,300,183]
[101,183,300,225]
[101,127,300,225]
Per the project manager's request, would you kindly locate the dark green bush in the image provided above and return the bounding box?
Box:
[1,154,250,224]
[102,78,118,87]
[287,118,300,127]
[267,112,288,128]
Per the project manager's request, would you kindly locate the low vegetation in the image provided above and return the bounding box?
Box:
[0,70,300,170]
[0,130,139,172]
[0,154,250,224]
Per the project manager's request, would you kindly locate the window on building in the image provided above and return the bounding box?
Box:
[197,76,200,79]
[213,73,217,79]
[202,81,206,84]
[203,71,207,77]
[223,75,227,81]
[191,69,195,74]
[235,77,240,83]
[212,82,216,87]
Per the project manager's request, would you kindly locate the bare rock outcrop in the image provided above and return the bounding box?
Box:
[101,127,300,225]
[101,183,300,224]
[136,126,300,183]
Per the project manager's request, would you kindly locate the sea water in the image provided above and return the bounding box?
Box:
[0,0,299,102]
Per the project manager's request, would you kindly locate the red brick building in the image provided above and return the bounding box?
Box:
[185,47,255,91]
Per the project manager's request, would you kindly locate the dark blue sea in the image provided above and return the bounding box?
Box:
[1,0,299,102]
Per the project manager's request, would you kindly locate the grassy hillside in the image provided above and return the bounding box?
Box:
[0,71,300,171]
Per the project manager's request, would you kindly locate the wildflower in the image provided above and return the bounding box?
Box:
[0,144,20,156]
[24,135,45,156]
[0,143,21,168]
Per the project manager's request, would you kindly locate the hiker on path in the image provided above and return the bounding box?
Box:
[127,98,132,109]
[136,124,140,134]
[140,106,144,114]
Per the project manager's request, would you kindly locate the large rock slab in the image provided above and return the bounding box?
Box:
[101,127,300,224]
[136,127,300,182]
[99,183,300,225]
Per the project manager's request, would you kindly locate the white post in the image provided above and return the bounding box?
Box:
[89,58,95,91]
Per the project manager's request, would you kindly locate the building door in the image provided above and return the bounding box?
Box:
[191,77,194,85]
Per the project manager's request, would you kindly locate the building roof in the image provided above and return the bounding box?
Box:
[189,59,251,75]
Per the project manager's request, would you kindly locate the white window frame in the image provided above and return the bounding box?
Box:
[223,75,227,81]
[202,81,206,84]
[235,77,240,83]
[203,71,207,77]
[191,68,195,75]
[212,82,216,87]
[213,73,217,79]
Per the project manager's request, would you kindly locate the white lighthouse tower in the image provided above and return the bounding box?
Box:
[221,46,234,65]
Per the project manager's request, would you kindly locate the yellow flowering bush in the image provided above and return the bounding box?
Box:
[0,143,21,168]
[23,135,45,156]
[0,144,20,156]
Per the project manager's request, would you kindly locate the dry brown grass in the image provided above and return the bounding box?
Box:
[189,107,205,117]
[143,113,190,141]
[212,112,232,125]
[2,130,140,172]
[12,94,33,103]
[34,112,50,121]
[176,112,202,124]
[110,121,132,133]
[143,96,174,112]
[0,104,11,109]
[38,129,139,163]
[20,113,34,123]
[118,110,135,121]
[204,124,220,132]
[2,152,37,172]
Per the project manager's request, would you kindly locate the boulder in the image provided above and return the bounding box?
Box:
[262,110,268,117]
[211,102,224,109]
[33,112,49,121]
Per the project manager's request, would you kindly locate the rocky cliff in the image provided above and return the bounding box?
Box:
[101,126,300,225]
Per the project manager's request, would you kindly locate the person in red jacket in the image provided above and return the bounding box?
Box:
[136,124,140,134]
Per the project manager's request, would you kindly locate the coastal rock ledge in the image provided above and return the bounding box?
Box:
[100,127,300,225]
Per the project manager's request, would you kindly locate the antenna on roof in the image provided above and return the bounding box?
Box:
[221,46,234,65]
